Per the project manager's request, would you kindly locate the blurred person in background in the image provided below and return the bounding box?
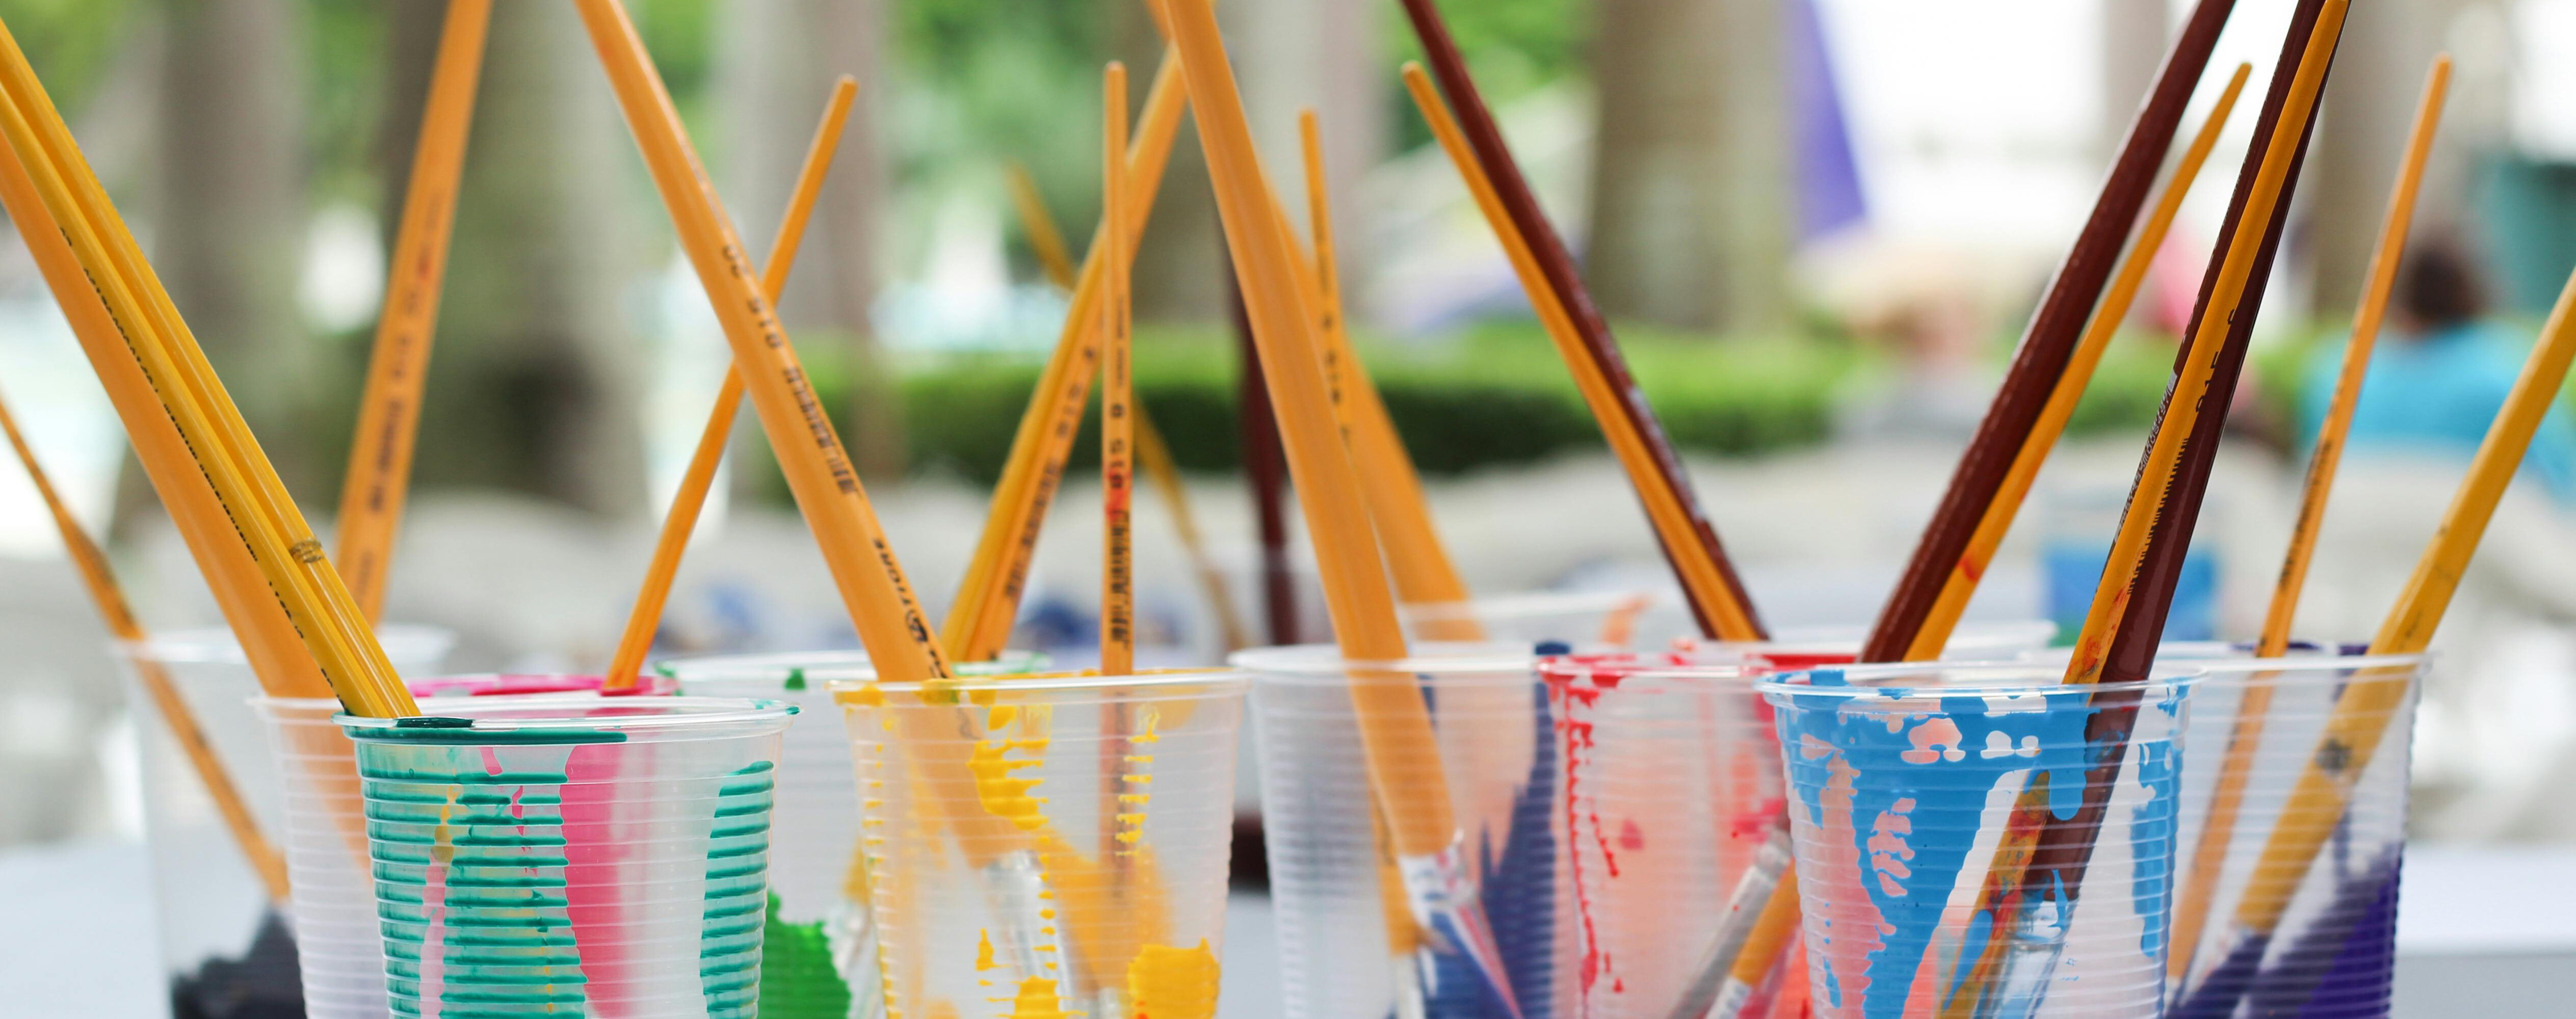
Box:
[2299,234,2576,505]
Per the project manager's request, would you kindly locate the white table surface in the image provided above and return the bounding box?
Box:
[0,839,2564,1018]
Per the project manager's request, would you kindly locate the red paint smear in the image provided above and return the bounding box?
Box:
[1541,661,1620,1013]
[1617,816,1645,853]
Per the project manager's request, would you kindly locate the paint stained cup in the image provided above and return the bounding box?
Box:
[659,648,1046,1018]
[118,625,454,1019]
[831,669,1246,1019]
[339,695,794,1019]
[2026,648,2426,1019]
[255,675,609,1019]
[1532,652,1794,1019]
[1758,662,2204,1019]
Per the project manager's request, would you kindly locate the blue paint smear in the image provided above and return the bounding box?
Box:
[1772,671,2160,1019]
[2248,849,2404,1019]
[1423,684,1556,1019]
[2130,684,2186,964]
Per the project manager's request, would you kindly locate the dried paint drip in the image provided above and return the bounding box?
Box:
[1127,941,1221,1019]
[1115,710,1160,846]
[971,703,1053,830]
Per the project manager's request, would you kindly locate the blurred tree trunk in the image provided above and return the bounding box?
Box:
[404,0,646,515]
[157,0,312,487]
[1229,0,1385,320]
[1118,0,1221,324]
[718,0,905,481]
[1588,0,1791,334]
[2309,0,2483,317]
[2100,0,2168,163]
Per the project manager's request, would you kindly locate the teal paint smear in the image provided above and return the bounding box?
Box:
[1775,670,2107,1019]
[701,760,779,1018]
[358,741,592,1017]
[758,893,855,1019]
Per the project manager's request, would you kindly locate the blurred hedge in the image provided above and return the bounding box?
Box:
[764,322,2192,494]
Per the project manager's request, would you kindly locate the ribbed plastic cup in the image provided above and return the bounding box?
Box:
[117,625,454,1018]
[658,648,1047,1018]
[2019,648,2427,1019]
[339,695,794,1019]
[257,675,609,1019]
[1234,642,1575,1019]
[832,669,1246,1019]
[1759,662,2204,1019]
[1533,652,1786,1019]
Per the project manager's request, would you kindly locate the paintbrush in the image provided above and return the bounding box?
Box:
[1396,0,1764,643]
[333,0,491,623]
[942,52,1194,663]
[1939,5,2348,1014]
[2178,199,2576,1019]
[601,77,857,692]
[1862,0,2244,663]
[0,24,414,716]
[2166,56,2450,991]
[1158,1,1519,1013]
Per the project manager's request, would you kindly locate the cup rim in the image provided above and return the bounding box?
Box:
[827,668,1249,700]
[656,648,1048,684]
[119,623,457,666]
[2021,642,2432,675]
[1397,588,1666,624]
[1228,640,1558,677]
[1753,660,2208,699]
[337,695,796,736]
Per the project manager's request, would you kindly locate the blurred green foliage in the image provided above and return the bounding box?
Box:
[759,322,1880,496]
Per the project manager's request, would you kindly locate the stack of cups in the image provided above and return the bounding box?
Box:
[254,674,604,1018]
[834,669,1248,1019]
[116,625,454,1018]
[1757,662,2205,1018]
[338,695,795,1019]
[658,648,1048,1018]
[2153,650,2428,1019]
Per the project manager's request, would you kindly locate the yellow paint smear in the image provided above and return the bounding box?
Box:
[1007,977,1070,1019]
[1127,941,1220,1019]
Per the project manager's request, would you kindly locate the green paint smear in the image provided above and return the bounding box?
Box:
[758,893,852,1019]
[784,667,808,691]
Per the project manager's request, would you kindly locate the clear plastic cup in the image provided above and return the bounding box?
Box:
[118,625,454,1018]
[255,675,610,1019]
[2025,649,2427,1019]
[832,669,1247,1019]
[338,695,794,1019]
[1759,662,2204,1019]
[658,649,1047,1017]
[1233,642,1572,1019]
[1532,652,1790,1019]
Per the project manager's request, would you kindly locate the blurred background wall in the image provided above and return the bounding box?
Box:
[5,0,2576,846]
